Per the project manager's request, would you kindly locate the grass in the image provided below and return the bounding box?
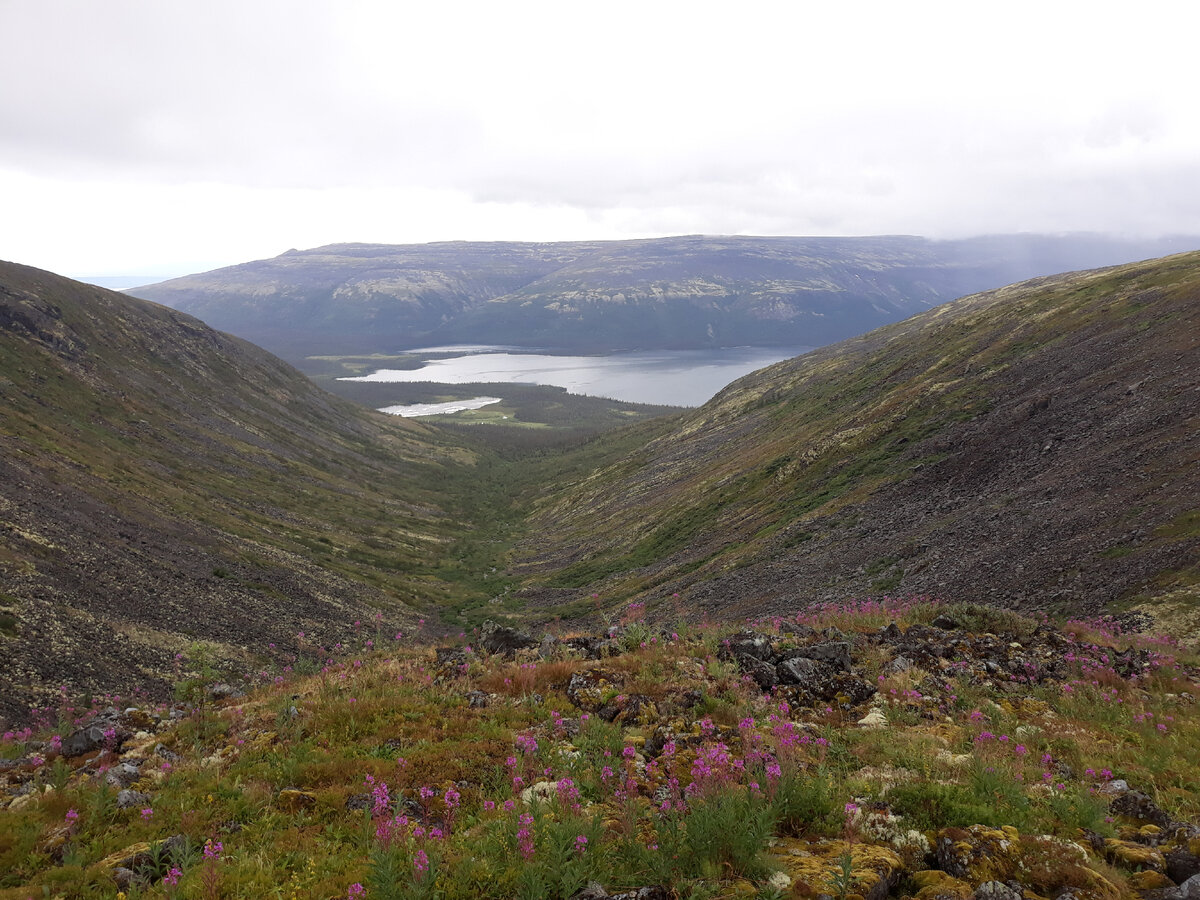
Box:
[2,597,1197,899]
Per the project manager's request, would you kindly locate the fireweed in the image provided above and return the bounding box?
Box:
[2,599,1197,899]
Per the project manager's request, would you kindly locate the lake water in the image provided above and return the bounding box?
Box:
[340,345,813,407]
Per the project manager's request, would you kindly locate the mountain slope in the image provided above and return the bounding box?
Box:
[0,262,481,723]
[130,234,1198,359]
[512,252,1200,627]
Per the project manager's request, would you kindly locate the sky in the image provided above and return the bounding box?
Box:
[2,0,1199,278]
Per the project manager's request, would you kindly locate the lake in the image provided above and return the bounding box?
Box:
[339,345,813,407]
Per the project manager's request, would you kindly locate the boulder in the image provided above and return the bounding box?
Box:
[737,654,778,691]
[480,620,539,656]
[720,631,775,661]
[567,669,624,712]
[105,763,142,789]
[1111,789,1175,830]
[793,641,852,672]
[116,789,152,809]
[1167,849,1200,885]
[777,655,821,684]
[207,683,244,701]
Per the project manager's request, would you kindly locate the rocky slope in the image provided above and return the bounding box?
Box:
[0,261,480,724]
[512,253,1200,630]
[129,234,1197,359]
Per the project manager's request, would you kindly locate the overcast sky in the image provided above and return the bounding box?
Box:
[3,0,1198,277]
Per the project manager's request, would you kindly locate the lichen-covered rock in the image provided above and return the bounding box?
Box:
[935,826,1021,881]
[911,869,974,900]
[973,881,1022,900]
[769,838,903,899]
[1111,790,1176,830]
[566,668,624,712]
[597,693,657,726]
[1105,838,1166,871]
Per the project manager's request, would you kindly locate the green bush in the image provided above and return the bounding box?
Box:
[771,768,842,837]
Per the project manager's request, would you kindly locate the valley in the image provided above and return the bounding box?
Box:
[2,249,1200,900]
[4,248,1198,726]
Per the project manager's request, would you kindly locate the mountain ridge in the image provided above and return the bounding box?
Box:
[130,233,1199,359]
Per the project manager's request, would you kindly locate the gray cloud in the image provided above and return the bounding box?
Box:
[2,1,1199,275]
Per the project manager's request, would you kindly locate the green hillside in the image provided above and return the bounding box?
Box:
[511,253,1200,634]
[0,262,486,723]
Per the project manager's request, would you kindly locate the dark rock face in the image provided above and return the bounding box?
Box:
[791,641,852,672]
[737,655,779,691]
[1167,850,1200,885]
[480,621,539,656]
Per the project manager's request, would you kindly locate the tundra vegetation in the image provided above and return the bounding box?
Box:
[1,598,1198,899]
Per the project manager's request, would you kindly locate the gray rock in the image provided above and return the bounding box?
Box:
[1181,874,1200,899]
[974,882,1021,900]
[777,655,821,684]
[794,641,852,672]
[105,763,141,789]
[116,789,152,809]
[570,883,610,900]
[721,631,774,661]
[61,725,109,758]
[207,683,245,701]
